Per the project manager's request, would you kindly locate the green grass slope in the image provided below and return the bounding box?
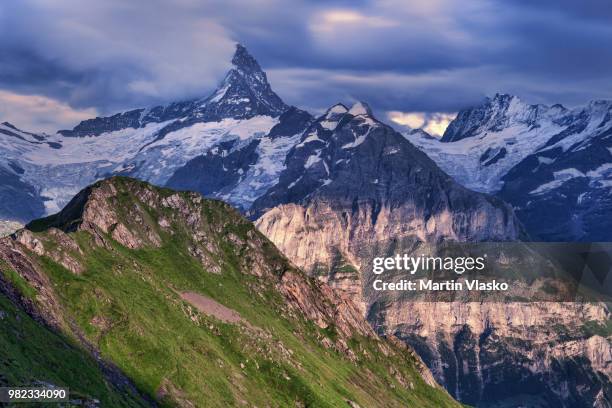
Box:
[0,177,461,407]
[0,290,150,407]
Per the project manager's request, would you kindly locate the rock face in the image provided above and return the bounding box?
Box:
[0,177,458,407]
[409,94,612,241]
[370,300,611,407]
[257,203,612,405]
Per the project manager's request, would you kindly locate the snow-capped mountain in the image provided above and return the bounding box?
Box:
[0,44,311,221]
[253,100,521,253]
[58,44,288,138]
[408,94,612,241]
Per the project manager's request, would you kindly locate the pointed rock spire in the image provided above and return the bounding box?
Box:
[201,43,288,120]
[232,43,263,74]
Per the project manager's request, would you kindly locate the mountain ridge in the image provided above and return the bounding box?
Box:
[1,44,610,407]
[0,177,460,407]
[410,93,612,240]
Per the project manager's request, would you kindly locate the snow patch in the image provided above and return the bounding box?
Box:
[296,132,324,147]
[304,151,322,168]
[530,168,585,195]
[348,102,370,117]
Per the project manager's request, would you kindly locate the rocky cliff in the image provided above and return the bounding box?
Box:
[370,300,611,407]
[257,205,612,406]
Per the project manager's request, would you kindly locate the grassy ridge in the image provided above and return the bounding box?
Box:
[0,178,461,407]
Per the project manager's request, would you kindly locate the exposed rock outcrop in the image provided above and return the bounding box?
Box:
[255,102,522,312]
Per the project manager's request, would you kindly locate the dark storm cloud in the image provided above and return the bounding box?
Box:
[1,0,611,132]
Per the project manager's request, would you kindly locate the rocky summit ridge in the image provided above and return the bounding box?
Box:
[410,93,612,241]
[59,44,288,139]
[1,42,610,407]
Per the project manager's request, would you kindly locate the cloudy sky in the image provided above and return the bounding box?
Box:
[1,0,612,135]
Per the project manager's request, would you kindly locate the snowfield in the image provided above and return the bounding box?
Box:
[1,116,279,215]
[407,96,612,194]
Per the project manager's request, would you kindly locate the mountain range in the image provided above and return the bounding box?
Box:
[0,44,310,221]
[0,44,610,407]
[2,45,612,244]
[409,93,612,241]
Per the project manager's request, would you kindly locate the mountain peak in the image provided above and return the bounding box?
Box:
[231,43,262,73]
[326,103,349,115]
[59,44,288,137]
[200,43,288,119]
[442,93,532,142]
[490,93,517,103]
[348,101,373,117]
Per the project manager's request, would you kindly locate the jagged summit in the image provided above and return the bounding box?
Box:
[411,92,612,241]
[348,101,373,117]
[251,96,522,243]
[442,93,612,144]
[326,103,349,114]
[316,101,378,132]
[201,43,288,120]
[59,44,288,137]
[314,100,376,133]
[441,93,547,142]
[317,103,348,130]
[232,43,263,74]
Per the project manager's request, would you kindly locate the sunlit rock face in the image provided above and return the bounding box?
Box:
[254,101,521,282]
[257,200,612,406]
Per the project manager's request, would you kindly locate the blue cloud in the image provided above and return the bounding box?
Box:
[1,0,611,132]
